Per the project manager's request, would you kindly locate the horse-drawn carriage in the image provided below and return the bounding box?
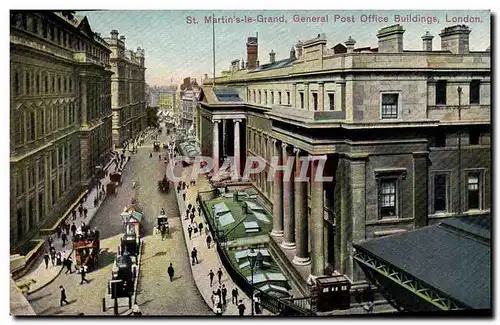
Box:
[158,175,170,193]
[155,215,169,240]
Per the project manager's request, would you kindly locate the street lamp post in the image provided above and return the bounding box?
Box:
[457,86,463,214]
[247,248,263,316]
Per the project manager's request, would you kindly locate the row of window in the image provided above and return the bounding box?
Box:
[435,80,481,105]
[16,165,77,237]
[16,142,78,197]
[434,129,482,147]
[13,70,74,97]
[11,13,110,65]
[14,103,77,146]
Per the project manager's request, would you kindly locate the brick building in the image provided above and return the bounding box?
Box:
[197,24,491,291]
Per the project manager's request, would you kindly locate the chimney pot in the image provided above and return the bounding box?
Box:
[269,50,276,64]
[110,29,119,39]
[345,36,356,53]
[421,31,434,51]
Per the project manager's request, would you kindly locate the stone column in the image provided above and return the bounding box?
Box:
[81,77,88,126]
[212,120,220,177]
[234,119,241,178]
[336,80,346,112]
[271,139,284,237]
[281,143,295,249]
[293,149,310,265]
[413,151,429,228]
[346,157,367,282]
[310,157,325,277]
[291,83,296,107]
[318,82,325,111]
[304,82,310,110]
[222,119,227,158]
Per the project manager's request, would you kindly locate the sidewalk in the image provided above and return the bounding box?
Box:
[16,152,131,295]
[173,164,270,316]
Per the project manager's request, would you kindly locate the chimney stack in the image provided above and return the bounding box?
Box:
[439,25,471,54]
[246,33,258,70]
[345,36,356,53]
[110,29,119,39]
[421,31,434,51]
[377,24,405,53]
[120,35,126,42]
[290,46,296,59]
[269,50,276,64]
[295,41,303,59]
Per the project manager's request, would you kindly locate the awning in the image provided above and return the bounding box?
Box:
[353,214,491,311]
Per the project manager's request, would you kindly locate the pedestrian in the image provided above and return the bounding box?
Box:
[50,247,56,265]
[188,203,192,210]
[237,300,246,316]
[205,223,210,236]
[65,257,73,274]
[254,292,262,314]
[65,222,70,235]
[80,265,89,284]
[61,232,67,247]
[221,284,227,305]
[198,222,203,234]
[56,251,62,265]
[208,270,215,287]
[78,204,83,218]
[198,207,201,216]
[56,226,62,239]
[213,286,222,301]
[177,184,181,193]
[190,213,195,225]
[191,247,199,265]
[43,252,50,269]
[167,263,174,282]
[72,210,77,221]
[217,268,223,284]
[185,208,190,220]
[214,302,223,316]
[159,154,161,160]
[94,197,98,208]
[83,207,88,218]
[71,223,77,237]
[182,189,186,201]
[232,287,239,304]
[206,235,212,249]
[187,225,193,240]
[191,206,196,215]
[47,235,53,249]
[60,286,69,306]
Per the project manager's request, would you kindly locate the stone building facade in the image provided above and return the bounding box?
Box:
[197,24,491,289]
[10,11,113,250]
[180,77,201,133]
[104,30,147,148]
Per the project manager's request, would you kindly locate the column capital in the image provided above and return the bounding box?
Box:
[233,118,242,123]
[318,81,325,86]
[292,82,297,86]
[212,119,221,124]
[293,147,302,155]
[281,142,290,150]
[303,82,310,86]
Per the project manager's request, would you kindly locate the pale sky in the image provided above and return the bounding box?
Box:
[81,10,491,87]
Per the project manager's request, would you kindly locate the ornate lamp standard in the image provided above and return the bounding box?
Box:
[247,248,263,316]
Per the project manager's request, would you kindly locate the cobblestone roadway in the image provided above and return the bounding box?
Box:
[28,128,211,316]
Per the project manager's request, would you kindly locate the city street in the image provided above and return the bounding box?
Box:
[28,128,212,316]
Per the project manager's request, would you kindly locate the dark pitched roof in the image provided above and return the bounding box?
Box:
[251,57,295,72]
[213,87,242,102]
[355,214,491,309]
